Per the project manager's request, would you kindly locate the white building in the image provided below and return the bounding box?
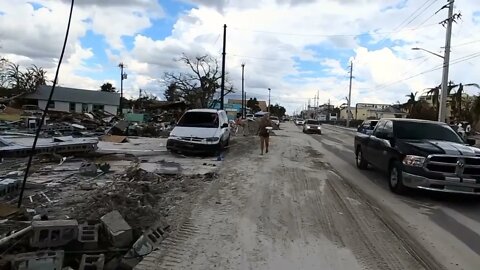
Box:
[23,85,120,115]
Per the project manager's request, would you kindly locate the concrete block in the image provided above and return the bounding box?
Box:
[100,210,132,248]
[12,250,64,270]
[79,162,97,176]
[30,220,78,248]
[79,254,105,270]
[78,222,100,250]
[0,178,21,197]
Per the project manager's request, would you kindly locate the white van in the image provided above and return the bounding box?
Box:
[166,109,231,154]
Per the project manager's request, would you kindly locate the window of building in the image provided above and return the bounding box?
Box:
[69,102,75,112]
[48,101,55,109]
[82,104,89,112]
[93,104,104,112]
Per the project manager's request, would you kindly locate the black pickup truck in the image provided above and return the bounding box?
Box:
[354,118,480,195]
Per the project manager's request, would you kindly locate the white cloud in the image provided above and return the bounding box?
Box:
[3,0,480,114]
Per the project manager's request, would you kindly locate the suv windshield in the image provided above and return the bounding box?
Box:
[394,121,463,144]
[306,120,320,125]
[177,112,219,128]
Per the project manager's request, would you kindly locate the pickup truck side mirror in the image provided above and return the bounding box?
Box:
[466,138,476,146]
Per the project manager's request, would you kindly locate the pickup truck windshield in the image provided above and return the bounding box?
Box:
[394,121,464,144]
[177,112,219,128]
[306,120,320,125]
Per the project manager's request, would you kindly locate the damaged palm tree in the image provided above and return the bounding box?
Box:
[0,59,48,104]
[163,54,234,108]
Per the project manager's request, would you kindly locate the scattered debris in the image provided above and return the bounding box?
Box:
[11,250,64,270]
[30,220,78,248]
[79,162,98,176]
[101,210,133,248]
[79,254,105,270]
[100,135,128,143]
[78,222,100,250]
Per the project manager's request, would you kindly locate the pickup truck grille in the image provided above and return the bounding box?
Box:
[426,155,480,177]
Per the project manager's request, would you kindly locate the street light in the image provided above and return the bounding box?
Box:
[411,47,444,59]
[411,47,448,122]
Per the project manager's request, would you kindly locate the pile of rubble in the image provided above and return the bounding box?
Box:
[0,154,216,269]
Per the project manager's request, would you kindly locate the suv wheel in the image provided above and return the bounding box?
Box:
[389,161,407,194]
[356,148,368,169]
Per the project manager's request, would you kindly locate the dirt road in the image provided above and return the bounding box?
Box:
[136,123,428,270]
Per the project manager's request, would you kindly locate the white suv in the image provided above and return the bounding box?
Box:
[167,109,231,154]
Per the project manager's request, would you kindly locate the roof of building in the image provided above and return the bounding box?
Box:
[24,85,120,106]
[228,99,268,112]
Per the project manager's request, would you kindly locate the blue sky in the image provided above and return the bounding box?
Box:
[1,0,480,113]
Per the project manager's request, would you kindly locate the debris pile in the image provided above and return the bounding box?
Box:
[0,157,215,269]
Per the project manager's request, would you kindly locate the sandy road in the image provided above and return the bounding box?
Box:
[136,123,427,270]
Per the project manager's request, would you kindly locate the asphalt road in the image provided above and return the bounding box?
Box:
[307,123,480,270]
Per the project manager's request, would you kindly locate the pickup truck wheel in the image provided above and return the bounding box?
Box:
[356,148,368,169]
[389,161,407,194]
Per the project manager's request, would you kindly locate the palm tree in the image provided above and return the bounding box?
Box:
[449,83,480,120]
[425,85,440,114]
[404,92,417,114]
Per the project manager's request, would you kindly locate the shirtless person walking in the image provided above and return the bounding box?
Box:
[258,113,272,155]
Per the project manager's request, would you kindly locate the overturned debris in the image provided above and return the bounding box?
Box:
[0,137,98,158]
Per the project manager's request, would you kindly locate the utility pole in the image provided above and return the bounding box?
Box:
[438,0,456,123]
[241,63,245,118]
[220,24,227,110]
[118,63,127,116]
[268,88,271,112]
[347,61,353,127]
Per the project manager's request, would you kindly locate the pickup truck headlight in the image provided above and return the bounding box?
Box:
[205,137,220,142]
[403,155,426,167]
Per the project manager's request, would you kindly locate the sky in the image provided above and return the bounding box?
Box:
[1,0,480,114]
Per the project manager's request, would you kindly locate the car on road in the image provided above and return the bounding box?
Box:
[246,114,255,121]
[270,116,280,127]
[357,120,378,135]
[167,109,231,154]
[295,119,305,125]
[303,119,322,134]
[354,118,480,195]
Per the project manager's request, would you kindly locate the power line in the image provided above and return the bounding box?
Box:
[451,39,480,48]
[399,0,439,30]
[393,0,436,31]
[229,22,437,38]
[371,50,480,92]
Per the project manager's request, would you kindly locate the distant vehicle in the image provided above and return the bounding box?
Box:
[270,116,280,127]
[354,118,480,195]
[254,111,268,119]
[303,119,322,134]
[167,109,231,154]
[329,113,338,121]
[246,114,255,121]
[357,120,378,135]
[318,114,327,121]
[295,119,305,126]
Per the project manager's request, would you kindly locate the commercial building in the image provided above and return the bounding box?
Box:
[23,85,120,115]
[354,103,407,121]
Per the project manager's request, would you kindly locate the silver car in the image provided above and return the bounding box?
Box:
[303,119,322,134]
